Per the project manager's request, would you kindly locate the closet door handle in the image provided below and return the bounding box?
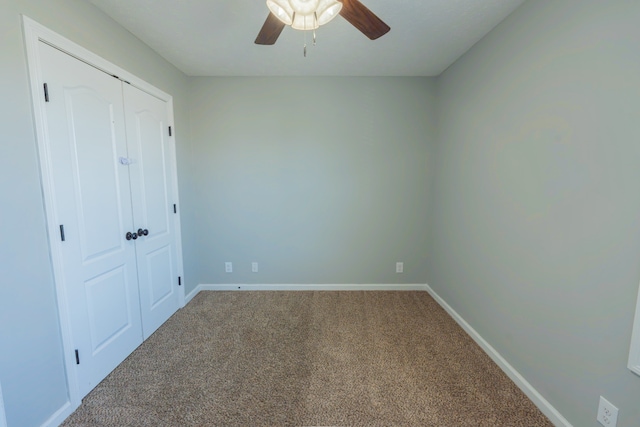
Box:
[126,232,138,241]
[137,228,149,236]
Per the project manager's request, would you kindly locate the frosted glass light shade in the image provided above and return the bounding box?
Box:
[316,0,342,26]
[267,0,294,25]
[266,0,342,30]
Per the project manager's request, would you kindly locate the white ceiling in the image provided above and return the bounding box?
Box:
[88,0,526,77]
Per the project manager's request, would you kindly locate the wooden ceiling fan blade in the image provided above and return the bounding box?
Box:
[255,13,286,45]
[339,0,390,40]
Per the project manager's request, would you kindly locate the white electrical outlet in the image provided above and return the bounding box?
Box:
[396,262,404,273]
[597,396,619,427]
[251,262,258,273]
[225,262,232,273]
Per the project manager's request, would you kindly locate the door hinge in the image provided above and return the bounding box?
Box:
[178,276,182,286]
[43,83,49,102]
[111,74,130,85]
[173,204,177,214]
[60,224,65,241]
[75,349,80,365]
[168,126,172,137]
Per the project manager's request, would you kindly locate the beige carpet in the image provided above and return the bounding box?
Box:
[62,291,553,426]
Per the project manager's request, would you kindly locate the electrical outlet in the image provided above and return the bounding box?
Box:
[225,262,232,273]
[597,396,618,427]
[252,262,258,273]
[396,262,404,273]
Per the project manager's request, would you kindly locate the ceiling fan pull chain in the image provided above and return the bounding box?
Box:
[303,15,307,57]
[313,12,318,46]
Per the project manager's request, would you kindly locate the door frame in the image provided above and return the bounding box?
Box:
[628,284,640,376]
[0,381,7,427]
[22,15,185,422]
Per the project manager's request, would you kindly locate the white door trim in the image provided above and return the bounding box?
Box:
[628,281,640,376]
[0,381,7,427]
[22,15,185,420]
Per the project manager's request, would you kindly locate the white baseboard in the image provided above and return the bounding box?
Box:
[185,285,201,304]
[423,284,572,427]
[191,283,425,295]
[40,400,75,427]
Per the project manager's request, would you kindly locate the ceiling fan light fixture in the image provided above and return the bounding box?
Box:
[267,0,341,30]
[256,0,390,46]
[316,0,342,26]
[266,0,293,25]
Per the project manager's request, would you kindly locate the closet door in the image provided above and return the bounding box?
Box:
[123,85,180,339]
[39,42,144,397]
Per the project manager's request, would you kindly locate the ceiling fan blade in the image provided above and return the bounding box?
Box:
[339,0,390,40]
[255,13,286,45]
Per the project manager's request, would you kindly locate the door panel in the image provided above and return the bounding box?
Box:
[136,111,171,237]
[84,266,134,352]
[39,42,143,397]
[145,244,174,308]
[123,84,179,339]
[65,88,125,262]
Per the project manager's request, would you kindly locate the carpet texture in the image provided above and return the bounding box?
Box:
[62,291,553,426]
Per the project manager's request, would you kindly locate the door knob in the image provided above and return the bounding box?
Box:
[126,232,138,241]
[137,228,149,236]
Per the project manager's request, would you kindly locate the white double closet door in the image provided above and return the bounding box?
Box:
[39,42,180,398]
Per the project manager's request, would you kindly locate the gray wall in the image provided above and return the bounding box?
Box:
[429,1,640,426]
[0,1,192,426]
[188,77,436,286]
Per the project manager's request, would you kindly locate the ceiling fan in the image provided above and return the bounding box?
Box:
[255,0,390,45]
